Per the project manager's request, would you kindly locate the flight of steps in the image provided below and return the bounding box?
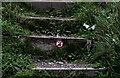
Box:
[19,2,106,76]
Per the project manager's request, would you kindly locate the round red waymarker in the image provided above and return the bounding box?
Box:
[56,40,64,48]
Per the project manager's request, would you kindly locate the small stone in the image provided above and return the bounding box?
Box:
[73,64,76,66]
[53,65,56,67]
[53,60,56,62]
[56,62,64,65]
[50,16,53,18]
[48,63,51,65]
[48,62,54,65]
[68,64,72,66]
[41,63,44,65]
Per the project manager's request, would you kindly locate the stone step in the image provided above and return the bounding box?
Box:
[32,67,106,71]
[32,62,106,71]
[31,62,106,76]
[31,2,74,10]
[20,16,77,21]
[24,35,92,51]
[27,35,87,41]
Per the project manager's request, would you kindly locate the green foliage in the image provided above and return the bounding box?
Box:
[2,20,30,36]
[1,2,120,78]
[14,70,90,78]
[2,37,32,78]
[15,70,34,78]
[30,41,86,62]
[3,37,28,54]
[2,53,31,78]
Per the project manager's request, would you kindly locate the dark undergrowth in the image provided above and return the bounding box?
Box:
[1,2,120,78]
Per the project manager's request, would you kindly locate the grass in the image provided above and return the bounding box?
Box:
[1,2,120,78]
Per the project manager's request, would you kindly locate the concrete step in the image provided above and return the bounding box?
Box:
[32,67,106,71]
[20,16,77,21]
[31,62,106,76]
[31,2,74,10]
[32,62,106,71]
[24,35,91,51]
[27,35,87,41]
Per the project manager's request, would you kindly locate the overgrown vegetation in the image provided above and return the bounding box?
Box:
[1,2,120,78]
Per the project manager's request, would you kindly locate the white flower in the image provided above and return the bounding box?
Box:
[83,23,90,29]
[90,24,96,30]
[107,16,110,19]
[112,39,116,42]
[83,23,96,30]
[20,9,23,10]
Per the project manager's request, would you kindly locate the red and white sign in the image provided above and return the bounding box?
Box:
[56,40,64,48]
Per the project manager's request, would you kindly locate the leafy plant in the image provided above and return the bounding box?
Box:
[1,2,120,78]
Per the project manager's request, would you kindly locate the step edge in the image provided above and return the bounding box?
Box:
[32,67,106,71]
